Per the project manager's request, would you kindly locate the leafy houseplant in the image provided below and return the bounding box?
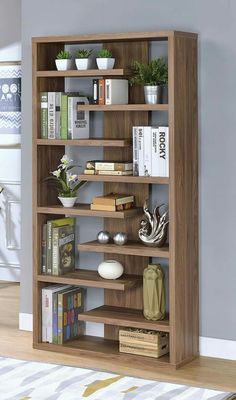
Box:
[75,49,93,70]
[55,50,73,71]
[96,48,115,70]
[130,58,168,104]
[45,155,86,207]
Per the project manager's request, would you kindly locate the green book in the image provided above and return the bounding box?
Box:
[52,224,75,276]
[46,217,75,275]
[40,92,48,138]
[60,92,82,140]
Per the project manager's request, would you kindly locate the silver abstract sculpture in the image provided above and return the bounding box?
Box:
[138,200,169,247]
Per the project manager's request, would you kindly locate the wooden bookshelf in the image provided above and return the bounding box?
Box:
[32,30,198,371]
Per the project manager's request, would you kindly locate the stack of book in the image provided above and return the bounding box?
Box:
[42,217,75,276]
[40,92,89,139]
[91,193,135,212]
[92,79,128,105]
[133,126,169,177]
[84,160,133,176]
[42,285,85,344]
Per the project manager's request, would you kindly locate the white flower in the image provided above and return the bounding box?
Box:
[60,155,72,166]
[67,173,77,182]
[52,169,61,178]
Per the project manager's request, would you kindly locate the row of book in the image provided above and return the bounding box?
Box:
[84,160,133,176]
[92,79,128,105]
[40,92,89,139]
[42,217,75,276]
[133,126,169,177]
[90,193,135,212]
[42,284,85,344]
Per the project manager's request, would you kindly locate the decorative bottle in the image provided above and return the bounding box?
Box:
[143,264,165,321]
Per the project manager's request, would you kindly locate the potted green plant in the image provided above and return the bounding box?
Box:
[55,50,73,71]
[130,58,168,104]
[96,48,115,70]
[44,155,86,207]
[75,48,93,70]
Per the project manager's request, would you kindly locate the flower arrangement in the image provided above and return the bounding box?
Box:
[45,155,86,198]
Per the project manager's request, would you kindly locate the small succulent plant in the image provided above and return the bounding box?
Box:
[130,58,168,86]
[75,48,93,59]
[56,50,72,60]
[97,48,113,58]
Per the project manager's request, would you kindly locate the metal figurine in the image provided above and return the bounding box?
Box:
[97,230,111,244]
[113,232,128,246]
[138,200,169,247]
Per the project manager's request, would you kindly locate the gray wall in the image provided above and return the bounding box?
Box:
[0,0,21,61]
[21,0,236,341]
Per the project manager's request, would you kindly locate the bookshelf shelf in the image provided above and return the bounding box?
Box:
[36,138,132,147]
[37,204,142,219]
[36,68,131,77]
[37,269,142,291]
[78,305,170,332]
[78,240,169,258]
[77,104,168,111]
[78,174,169,184]
[32,30,198,371]
[34,336,170,366]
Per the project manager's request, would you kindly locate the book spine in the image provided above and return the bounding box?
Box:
[105,79,111,105]
[138,127,144,176]
[97,170,133,176]
[93,79,99,104]
[40,92,48,139]
[84,169,95,175]
[52,227,59,276]
[52,292,58,344]
[158,127,167,177]
[151,127,159,177]
[143,126,152,176]
[57,292,64,345]
[132,127,139,176]
[165,127,169,177]
[48,92,56,139]
[99,79,105,105]
[42,288,52,343]
[55,92,61,139]
[95,162,133,171]
[46,221,52,275]
[41,224,47,274]
[60,93,68,140]
[67,96,73,139]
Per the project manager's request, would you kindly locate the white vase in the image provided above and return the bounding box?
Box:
[58,196,77,207]
[75,58,91,70]
[98,260,124,279]
[55,59,73,71]
[96,58,115,70]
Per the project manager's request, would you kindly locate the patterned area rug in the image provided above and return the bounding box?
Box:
[0,357,235,400]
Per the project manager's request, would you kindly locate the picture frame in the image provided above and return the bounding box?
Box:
[0,61,21,145]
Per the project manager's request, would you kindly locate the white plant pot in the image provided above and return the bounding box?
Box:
[75,58,91,70]
[55,59,73,71]
[58,196,77,207]
[98,260,124,280]
[96,58,115,70]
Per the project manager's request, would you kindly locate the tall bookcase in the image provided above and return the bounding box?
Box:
[32,30,198,371]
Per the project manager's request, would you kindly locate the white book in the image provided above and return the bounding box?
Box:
[42,284,71,343]
[137,127,144,176]
[105,79,128,105]
[143,126,152,176]
[151,127,160,177]
[132,127,139,176]
[55,92,61,139]
[48,92,56,139]
[158,126,168,177]
[68,96,89,139]
[95,162,133,171]
[165,126,169,177]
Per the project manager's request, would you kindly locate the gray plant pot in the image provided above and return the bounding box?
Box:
[144,85,162,104]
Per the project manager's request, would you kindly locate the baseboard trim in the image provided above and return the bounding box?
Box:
[17,318,236,361]
[0,265,20,282]
[19,312,33,331]
[200,336,236,360]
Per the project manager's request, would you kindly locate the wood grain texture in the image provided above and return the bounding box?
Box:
[168,33,199,366]
[78,240,169,258]
[37,138,132,147]
[77,104,168,111]
[78,305,170,332]
[37,204,142,219]
[78,174,169,184]
[36,68,131,77]
[37,269,142,291]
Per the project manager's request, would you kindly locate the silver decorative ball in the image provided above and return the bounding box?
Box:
[97,230,111,244]
[113,232,128,246]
